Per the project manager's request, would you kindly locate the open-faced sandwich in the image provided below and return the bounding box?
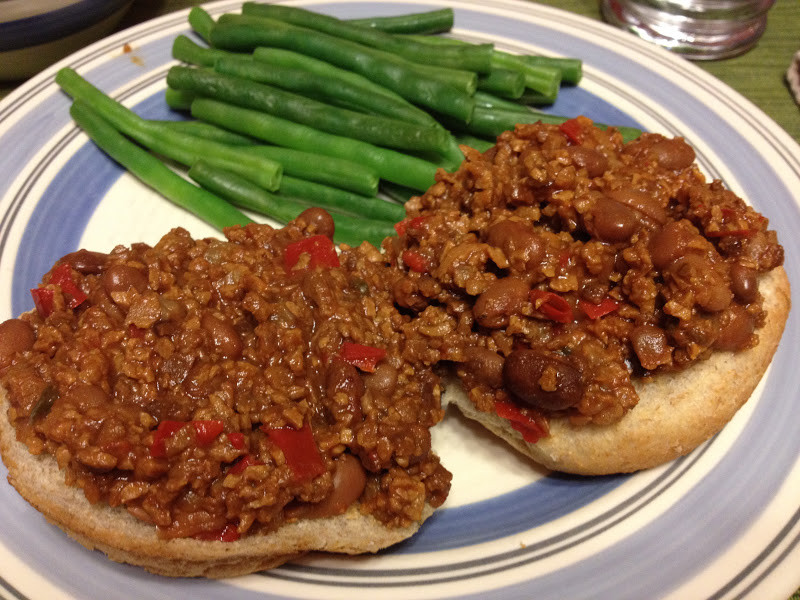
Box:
[387,117,790,475]
[0,209,451,577]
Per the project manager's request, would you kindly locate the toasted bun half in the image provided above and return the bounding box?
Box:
[0,401,433,578]
[445,267,791,475]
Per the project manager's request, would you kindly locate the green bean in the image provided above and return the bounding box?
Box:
[188,161,395,247]
[279,176,404,222]
[473,91,538,112]
[463,106,642,143]
[217,55,437,129]
[241,3,491,73]
[248,148,379,197]
[190,97,440,191]
[172,34,245,68]
[477,69,525,99]
[404,34,563,99]
[188,6,216,43]
[167,65,454,155]
[455,134,495,153]
[347,8,454,34]
[55,68,282,191]
[522,56,582,85]
[70,101,252,230]
[152,118,381,196]
[209,15,476,121]
[379,181,418,205]
[151,119,257,145]
[164,87,195,110]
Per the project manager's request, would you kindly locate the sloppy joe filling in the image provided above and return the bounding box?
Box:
[0,211,450,540]
[386,117,784,429]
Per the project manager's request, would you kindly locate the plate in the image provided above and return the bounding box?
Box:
[1,1,799,599]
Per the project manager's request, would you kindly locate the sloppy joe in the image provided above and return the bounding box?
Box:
[0,209,450,541]
[387,117,784,434]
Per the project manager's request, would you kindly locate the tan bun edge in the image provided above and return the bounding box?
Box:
[0,397,434,578]
[444,266,791,476]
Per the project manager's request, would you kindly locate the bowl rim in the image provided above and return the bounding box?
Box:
[0,0,132,52]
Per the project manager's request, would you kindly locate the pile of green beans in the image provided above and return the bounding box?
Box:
[57,5,642,248]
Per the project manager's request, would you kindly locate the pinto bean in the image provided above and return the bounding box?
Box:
[0,319,35,368]
[287,454,367,520]
[102,264,148,295]
[298,207,335,240]
[568,146,608,178]
[648,137,695,170]
[714,305,755,351]
[502,349,584,411]
[463,346,505,388]
[630,325,672,370]
[473,277,529,328]
[201,313,243,359]
[485,220,545,269]
[729,263,758,304]
[589,197,640,243]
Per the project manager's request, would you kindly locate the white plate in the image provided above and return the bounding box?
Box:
[1,1,799,599]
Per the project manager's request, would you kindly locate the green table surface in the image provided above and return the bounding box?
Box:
[1,1,799,598]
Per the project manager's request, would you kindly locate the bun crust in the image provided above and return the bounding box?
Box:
[0,400,433,578]
[445,267,791,475]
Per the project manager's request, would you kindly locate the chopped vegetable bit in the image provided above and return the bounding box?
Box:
[495,400,547,443]
[284,235,341,270]
[340,341,387,372]
[530,289,574,324]
[264,422,326,482]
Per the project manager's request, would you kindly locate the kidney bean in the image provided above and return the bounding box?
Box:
[606,188,666,225]
[485,220,545,269]
[714,305,755,351]
[201,313,243,359]
[364,362,398,397]
[102,264,148,295]
[630,324,672,370]
[568,146,608,178]
[288,454,367,520]
[589,197,640,243]
[463,346,505,388]
[648,221,697,269]
[729,263,758,304]
[473,277,529,328]
[298,207,336,240]
[0,319,35,368]
[648,137,696,170]
[327,357,366,401]
[60,249,109,275]
[502,349,584,411]
[668,253,732,312]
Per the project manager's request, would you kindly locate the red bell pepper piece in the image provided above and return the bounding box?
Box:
[192,420,224,445]
[150,420,186,458]
[30,288,55,318]
[530,289,574,324]
[559,118,583,144]
[264,422,326,482]
[49,264,87,309]
[194,523,240,542]
[284,235,340,270]
[228,454,263,475]
[495,400,547,444]
[579,297,620,319]
[394,216,427,237]
[402,250,430,273]
[339,341,387,373]
[227,431,245,450]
